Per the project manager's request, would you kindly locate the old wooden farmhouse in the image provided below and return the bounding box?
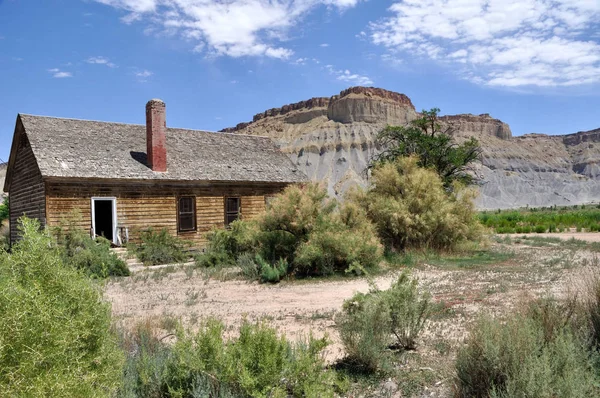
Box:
[3,99,305,246]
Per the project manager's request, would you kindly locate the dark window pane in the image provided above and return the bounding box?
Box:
[225,197,240,226]
[178,197,196,231]
[226,197,239,213]
[180,214,194,231]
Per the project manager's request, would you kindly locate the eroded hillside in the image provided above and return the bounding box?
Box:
[223,87,600,209]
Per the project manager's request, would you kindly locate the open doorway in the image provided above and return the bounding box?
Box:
[91,197,117,244]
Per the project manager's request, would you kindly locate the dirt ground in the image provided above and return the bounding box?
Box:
[509,232,600,242]
[105,235,600,397]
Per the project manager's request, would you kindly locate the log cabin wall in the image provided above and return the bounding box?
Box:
[45,180,286,247]
[8,133,46,244]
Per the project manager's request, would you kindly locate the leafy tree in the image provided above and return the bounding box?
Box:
[372,108,481,188]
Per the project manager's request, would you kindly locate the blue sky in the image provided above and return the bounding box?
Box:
[0,0,599,162]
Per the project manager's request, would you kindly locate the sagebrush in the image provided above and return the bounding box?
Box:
[135,228,190,266]
[454,298,599,398]
[119,318,343,397]
[336,272,431,374]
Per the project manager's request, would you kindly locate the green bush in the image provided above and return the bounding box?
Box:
[256,184,382,276]
[337,291,392,374]
[135,228,189,266]
[454,299,599,398]
[385,273,431,350]
[0,197,8,225]
[57,231,129,277]
[352,156,482,251]
[121,318,342,397]
[53,215,129,277]
[259,256,288,283]
[200,183,383,278]
[0,218,124,396]
[535,225,547,233]
[336,272,431,374]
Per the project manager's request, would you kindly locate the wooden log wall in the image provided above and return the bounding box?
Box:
[8,133,46,244]
[45,181,286,247]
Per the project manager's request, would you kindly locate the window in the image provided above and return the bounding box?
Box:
[225,197,240,226]
[178,196,196,232]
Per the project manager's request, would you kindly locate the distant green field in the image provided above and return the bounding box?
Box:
[479,205,600,234]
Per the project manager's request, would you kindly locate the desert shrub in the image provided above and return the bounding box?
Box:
[237,252,261,280]
[0,197,8,225]
[0,224,8,251]
[454,299,599,398]
[337,291,392,374]
[231,254,287,283]
[259,256,288,283]
[256,184,382,276]
[579,270,600,351]
[135,228,189,266]
[122,318,341,397]
[119,319,237,398]
[535,225,547,233]
[200,183,383,278]
[58,232,129,277]
[0,217,124,396]
[336,272,430,374]
[196,220,258,268]
[384,272,431,350]
[119,321,172,398]
[352,156,482,251]
[53,214,129,277]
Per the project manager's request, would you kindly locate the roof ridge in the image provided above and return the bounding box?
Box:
[19,113,271,139]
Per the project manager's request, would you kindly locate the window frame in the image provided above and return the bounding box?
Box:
[224,196,241,227]
[177,196,196,233]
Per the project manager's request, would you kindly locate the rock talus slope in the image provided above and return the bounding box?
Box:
[224,87,600,209]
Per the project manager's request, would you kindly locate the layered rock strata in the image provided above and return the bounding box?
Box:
[223,87,600,209]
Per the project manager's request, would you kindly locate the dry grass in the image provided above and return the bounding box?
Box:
[105,235,600,397]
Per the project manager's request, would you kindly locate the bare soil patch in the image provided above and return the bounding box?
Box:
[105,240,597,397]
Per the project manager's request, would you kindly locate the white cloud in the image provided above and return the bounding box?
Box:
[294,57,308,65]
[134,69,153,82]
[320,43,329,47]
[371,0,600,87]
[86,56,117,68]
[325,65,373,85]
[48,68,73,78]
[93,0,363,59]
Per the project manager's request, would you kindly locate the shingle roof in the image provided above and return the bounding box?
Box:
[17,114,306,184]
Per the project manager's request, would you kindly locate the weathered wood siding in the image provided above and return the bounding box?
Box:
[8,133,46,243]
[46,181,286,247]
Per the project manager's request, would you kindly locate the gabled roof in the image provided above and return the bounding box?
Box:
[5,114,306,190]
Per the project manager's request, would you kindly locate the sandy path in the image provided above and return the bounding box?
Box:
[105,243,574,359]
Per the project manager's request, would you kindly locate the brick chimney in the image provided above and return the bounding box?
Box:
[145,99,167,172]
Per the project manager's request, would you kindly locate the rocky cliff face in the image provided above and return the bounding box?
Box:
[224,87,600,209]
